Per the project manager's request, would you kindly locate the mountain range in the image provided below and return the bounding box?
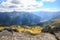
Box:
[0,11,60,25]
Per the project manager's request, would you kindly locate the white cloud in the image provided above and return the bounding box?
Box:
[0,0,58,12]
[0,7,59,12]
[39,8,60,12]
[0,0,44,12]
[0,8,13,12]
[42,0,56,2]
[1,0,12,6]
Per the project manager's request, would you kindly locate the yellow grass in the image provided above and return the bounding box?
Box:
[0,26,5,30]
[13,25,43,34]
[54,18,60,23]
[16,26,25,32]
[0,25,43,34]
[31,26,43,34]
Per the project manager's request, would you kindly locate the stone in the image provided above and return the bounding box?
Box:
[54,31,60,40]
[0,30,13,40]
[13,32,57,40]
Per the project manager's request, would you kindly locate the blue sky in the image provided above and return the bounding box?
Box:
[43,0,60,9]
[0,0,60,12]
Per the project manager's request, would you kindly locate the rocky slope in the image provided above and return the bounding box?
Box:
[0,30,60,40]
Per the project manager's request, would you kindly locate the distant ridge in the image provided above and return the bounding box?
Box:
[0,11,60,25]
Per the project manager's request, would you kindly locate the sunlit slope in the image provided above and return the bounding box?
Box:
[42,18,60,32]
[0,18,60,34]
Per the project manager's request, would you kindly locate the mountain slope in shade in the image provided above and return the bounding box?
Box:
[0,11,60,25]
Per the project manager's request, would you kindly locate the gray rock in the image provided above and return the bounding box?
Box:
[0,30,13,40]
[0,30,57,40]
[13,32,57,40]
[54,31,60,40]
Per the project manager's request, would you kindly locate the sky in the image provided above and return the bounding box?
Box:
[0,0,60,12]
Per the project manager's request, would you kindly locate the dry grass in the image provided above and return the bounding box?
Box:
[0,26,5,30]
[54,18,60,24]
[11,25,43,34]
